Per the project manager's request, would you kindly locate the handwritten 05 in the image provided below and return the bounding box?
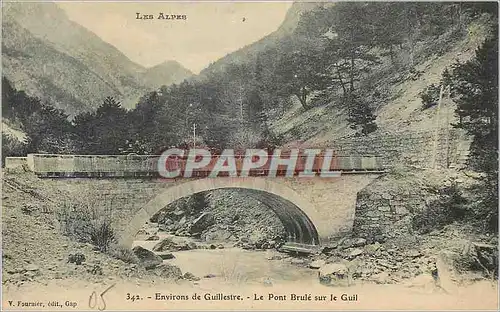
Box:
[88,284,115,311]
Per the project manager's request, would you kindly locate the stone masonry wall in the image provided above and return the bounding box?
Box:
[330,128,471,169]
[351,169,448,242]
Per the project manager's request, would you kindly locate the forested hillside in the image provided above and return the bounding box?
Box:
[3,2,497,158]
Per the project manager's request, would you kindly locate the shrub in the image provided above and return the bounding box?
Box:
[57,202,116,252]
[107,244,139,264]
[419,83,441,110]
[412,183,467,233]
[2,133,28,166]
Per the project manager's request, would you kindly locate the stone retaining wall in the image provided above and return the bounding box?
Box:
[331,128,471,169]
[351,170,446,242]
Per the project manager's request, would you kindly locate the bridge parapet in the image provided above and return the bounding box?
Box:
[25,153,386,178]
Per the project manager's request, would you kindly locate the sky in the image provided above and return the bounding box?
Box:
[57,2,293,74]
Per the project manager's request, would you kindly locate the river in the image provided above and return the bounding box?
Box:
[133,234,318,288]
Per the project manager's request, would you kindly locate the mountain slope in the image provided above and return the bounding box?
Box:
[2,2,192,116]
[142,61,194,89]
[197,2,323,80]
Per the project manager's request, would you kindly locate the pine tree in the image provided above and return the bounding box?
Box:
[451,31,498,231]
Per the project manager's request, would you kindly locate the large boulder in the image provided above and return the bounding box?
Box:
[156,252,175,260]
[132,246,162,270]
[153,263,183,279]
[153,237,191,252]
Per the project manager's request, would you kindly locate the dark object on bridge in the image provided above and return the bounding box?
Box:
[132,246,163,270]
[67,253,86,265]
[189,212,215,234]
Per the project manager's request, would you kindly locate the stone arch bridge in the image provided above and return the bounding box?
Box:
[9,154,387,249]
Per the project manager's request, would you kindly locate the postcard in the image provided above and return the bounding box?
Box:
[2,1,498,311]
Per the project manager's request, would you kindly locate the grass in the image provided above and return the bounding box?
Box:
[57,200,116,252]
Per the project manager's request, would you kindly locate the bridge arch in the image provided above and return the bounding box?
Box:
[118,177,323,248]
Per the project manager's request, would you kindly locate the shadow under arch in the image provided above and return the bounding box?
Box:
[118,177,321,248]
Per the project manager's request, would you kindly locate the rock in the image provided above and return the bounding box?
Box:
[348,248,364,259]
[183,272,200,281]
[146,235,160,241]
[178,216,187,226]
[378,206,391,212]
[158,224,172,232]
[290,259,305,265]
[173,210,185,217]
[318,263,349,286]
[6,268,20,274]
[365,243,381,254]
[371,271,390,284]
[352,238,367,247]
[374,235,386,243]
[340,238,354,249]
[24,271,38,278]
[145,227,159,235]
[203,273,216,278]
[381,193,392,200]
[153,237,192,252]
[10,273,22,281]
[189,213,215,234]
[377,259,391,268]
[321,243,338,254]
[435,251,459,294]
[25,264,39,272]
[309,260,326,269]
[407,250,422,258]
[205,229,233,242]
[471,242,498,273]
[132,246,162,270]
[266,255,283,261]
[68,253,86,265]
[153,263,183,279]
[241,243,254,250]
[156,252,175,260]
[263,277,273,286]
[87,264,103,275]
